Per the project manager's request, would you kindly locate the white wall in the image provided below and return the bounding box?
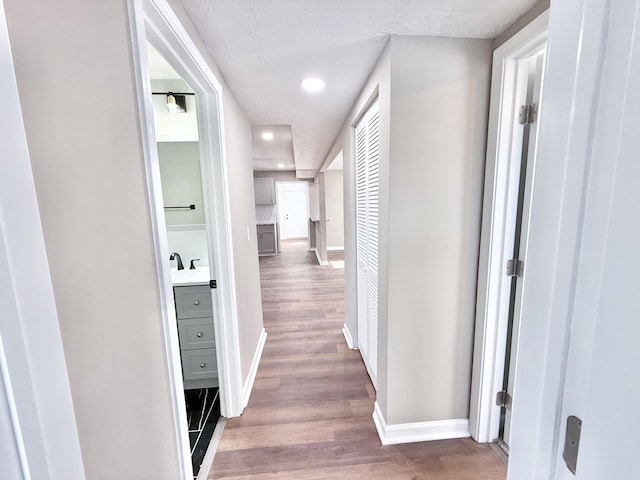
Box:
[4,0,181,477]
[324,170,344,249]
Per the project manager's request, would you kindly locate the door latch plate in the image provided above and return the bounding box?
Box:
[563,415,582,475]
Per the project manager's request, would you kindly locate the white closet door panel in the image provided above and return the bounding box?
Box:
[354,99,380,386]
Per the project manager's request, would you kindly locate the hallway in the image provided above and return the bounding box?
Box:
[210,240,506,479]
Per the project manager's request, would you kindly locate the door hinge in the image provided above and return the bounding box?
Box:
[519,103,538,125]
[496,390,512,409]
[506,259,525,278]
[563,415,583,475]
[210,280,217,289]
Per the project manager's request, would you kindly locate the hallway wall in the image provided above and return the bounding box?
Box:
[4,0,264,477]
[325,35,491,430]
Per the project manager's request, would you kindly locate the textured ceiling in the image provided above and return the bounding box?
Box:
[180,0,539,177]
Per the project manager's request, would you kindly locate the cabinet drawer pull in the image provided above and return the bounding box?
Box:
[200,363,206,368]
[196,332,203,338]
[193,300,200,305]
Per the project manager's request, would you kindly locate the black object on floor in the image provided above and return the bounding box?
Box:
[184,387,220,478]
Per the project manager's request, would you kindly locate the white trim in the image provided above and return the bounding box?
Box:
[314,249,329,266]
[327,246,344,251]
[242,328,267,409]
[469,9,549,444]
[128,0,245,478]
[341,324,356,349]
[195,417,227,480]
[372,402,470,446]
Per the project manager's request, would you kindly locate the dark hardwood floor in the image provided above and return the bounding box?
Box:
[210,240,506,479]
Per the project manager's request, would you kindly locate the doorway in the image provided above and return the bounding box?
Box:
[147,43,221,477]
[276,182,309,240]
[469,10,549,449]
[129,1,245,479]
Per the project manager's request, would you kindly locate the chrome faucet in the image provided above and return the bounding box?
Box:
[169,252,184,270]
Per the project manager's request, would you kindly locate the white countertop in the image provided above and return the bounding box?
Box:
[171,266,211,286]
[256,220,278,225]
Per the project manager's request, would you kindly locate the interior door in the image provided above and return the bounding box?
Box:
[500,51,546,450]
[552,2,640,478]
[282,189,308,239]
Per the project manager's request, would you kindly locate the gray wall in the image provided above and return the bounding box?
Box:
[5,0,265,477]
[5,0,181,477]
[385,36,490,424]
[325,35,490,426]
[158,142,205,225]
[324,170,345,249]
[165,0,266,391]
[493,0,550,49]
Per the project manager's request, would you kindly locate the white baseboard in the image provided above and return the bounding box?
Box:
[242,328,267,409]
[327,246,344,251]
[314,249,329,266]
[372,402,470,446]
[342,324,356,349]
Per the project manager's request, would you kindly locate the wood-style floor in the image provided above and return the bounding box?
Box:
[210,240,506,479]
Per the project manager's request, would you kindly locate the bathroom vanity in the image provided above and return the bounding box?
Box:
[171,268,218,390]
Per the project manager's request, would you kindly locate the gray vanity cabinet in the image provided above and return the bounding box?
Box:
[174,285,218,389]
[257,223,277,255]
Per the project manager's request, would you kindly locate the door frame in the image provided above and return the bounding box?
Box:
[128,1,244,478]
[0,1,85,477]
[469,10,549,444]
[275,181,309,240]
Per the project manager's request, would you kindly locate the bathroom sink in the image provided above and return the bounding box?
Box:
[170,266,211,286]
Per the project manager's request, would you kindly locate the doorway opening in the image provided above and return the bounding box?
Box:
[469,10,549,453]
[129,1,246,479]
[146,43,221,477]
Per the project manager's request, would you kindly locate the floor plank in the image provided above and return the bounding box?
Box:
[210,240,506,479]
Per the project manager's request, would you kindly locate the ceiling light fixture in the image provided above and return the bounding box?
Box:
[261,132,274,141]
[300,77,326,93]
[277,163,285,168]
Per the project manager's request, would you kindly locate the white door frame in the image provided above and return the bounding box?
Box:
[128,1,244,478]
[507,0,614,477]
[276,181,309,240]
[0,1,85,477]
[469,10,549,444]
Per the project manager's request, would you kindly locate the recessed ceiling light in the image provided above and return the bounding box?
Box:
[277,163,285,168]
[301,77,326,93]
[261,132,274,141]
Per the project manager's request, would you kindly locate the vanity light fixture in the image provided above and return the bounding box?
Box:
[301,77,326,93]
[261,131,275,141]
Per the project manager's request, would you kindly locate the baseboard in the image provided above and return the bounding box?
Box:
[242,328,267,409]
[314,249,329,266]
[327,246,344,251]
[196,417,227,480]
[342,324,356,349]
[372,402,470,446]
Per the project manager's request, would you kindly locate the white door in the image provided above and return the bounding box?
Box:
[355,99,380,387]
[282,189,308,239]
[552,2,640,478]
[500,52,546,449]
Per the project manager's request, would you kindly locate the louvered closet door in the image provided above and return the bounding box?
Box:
[355,99,379,387]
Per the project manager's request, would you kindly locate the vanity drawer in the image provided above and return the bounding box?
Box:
[178,318,215,350]
[181,348,217,381]
[174,285,212,319]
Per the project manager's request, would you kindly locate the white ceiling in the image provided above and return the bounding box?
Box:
[179,0,539,177]
[252,125,295,171]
